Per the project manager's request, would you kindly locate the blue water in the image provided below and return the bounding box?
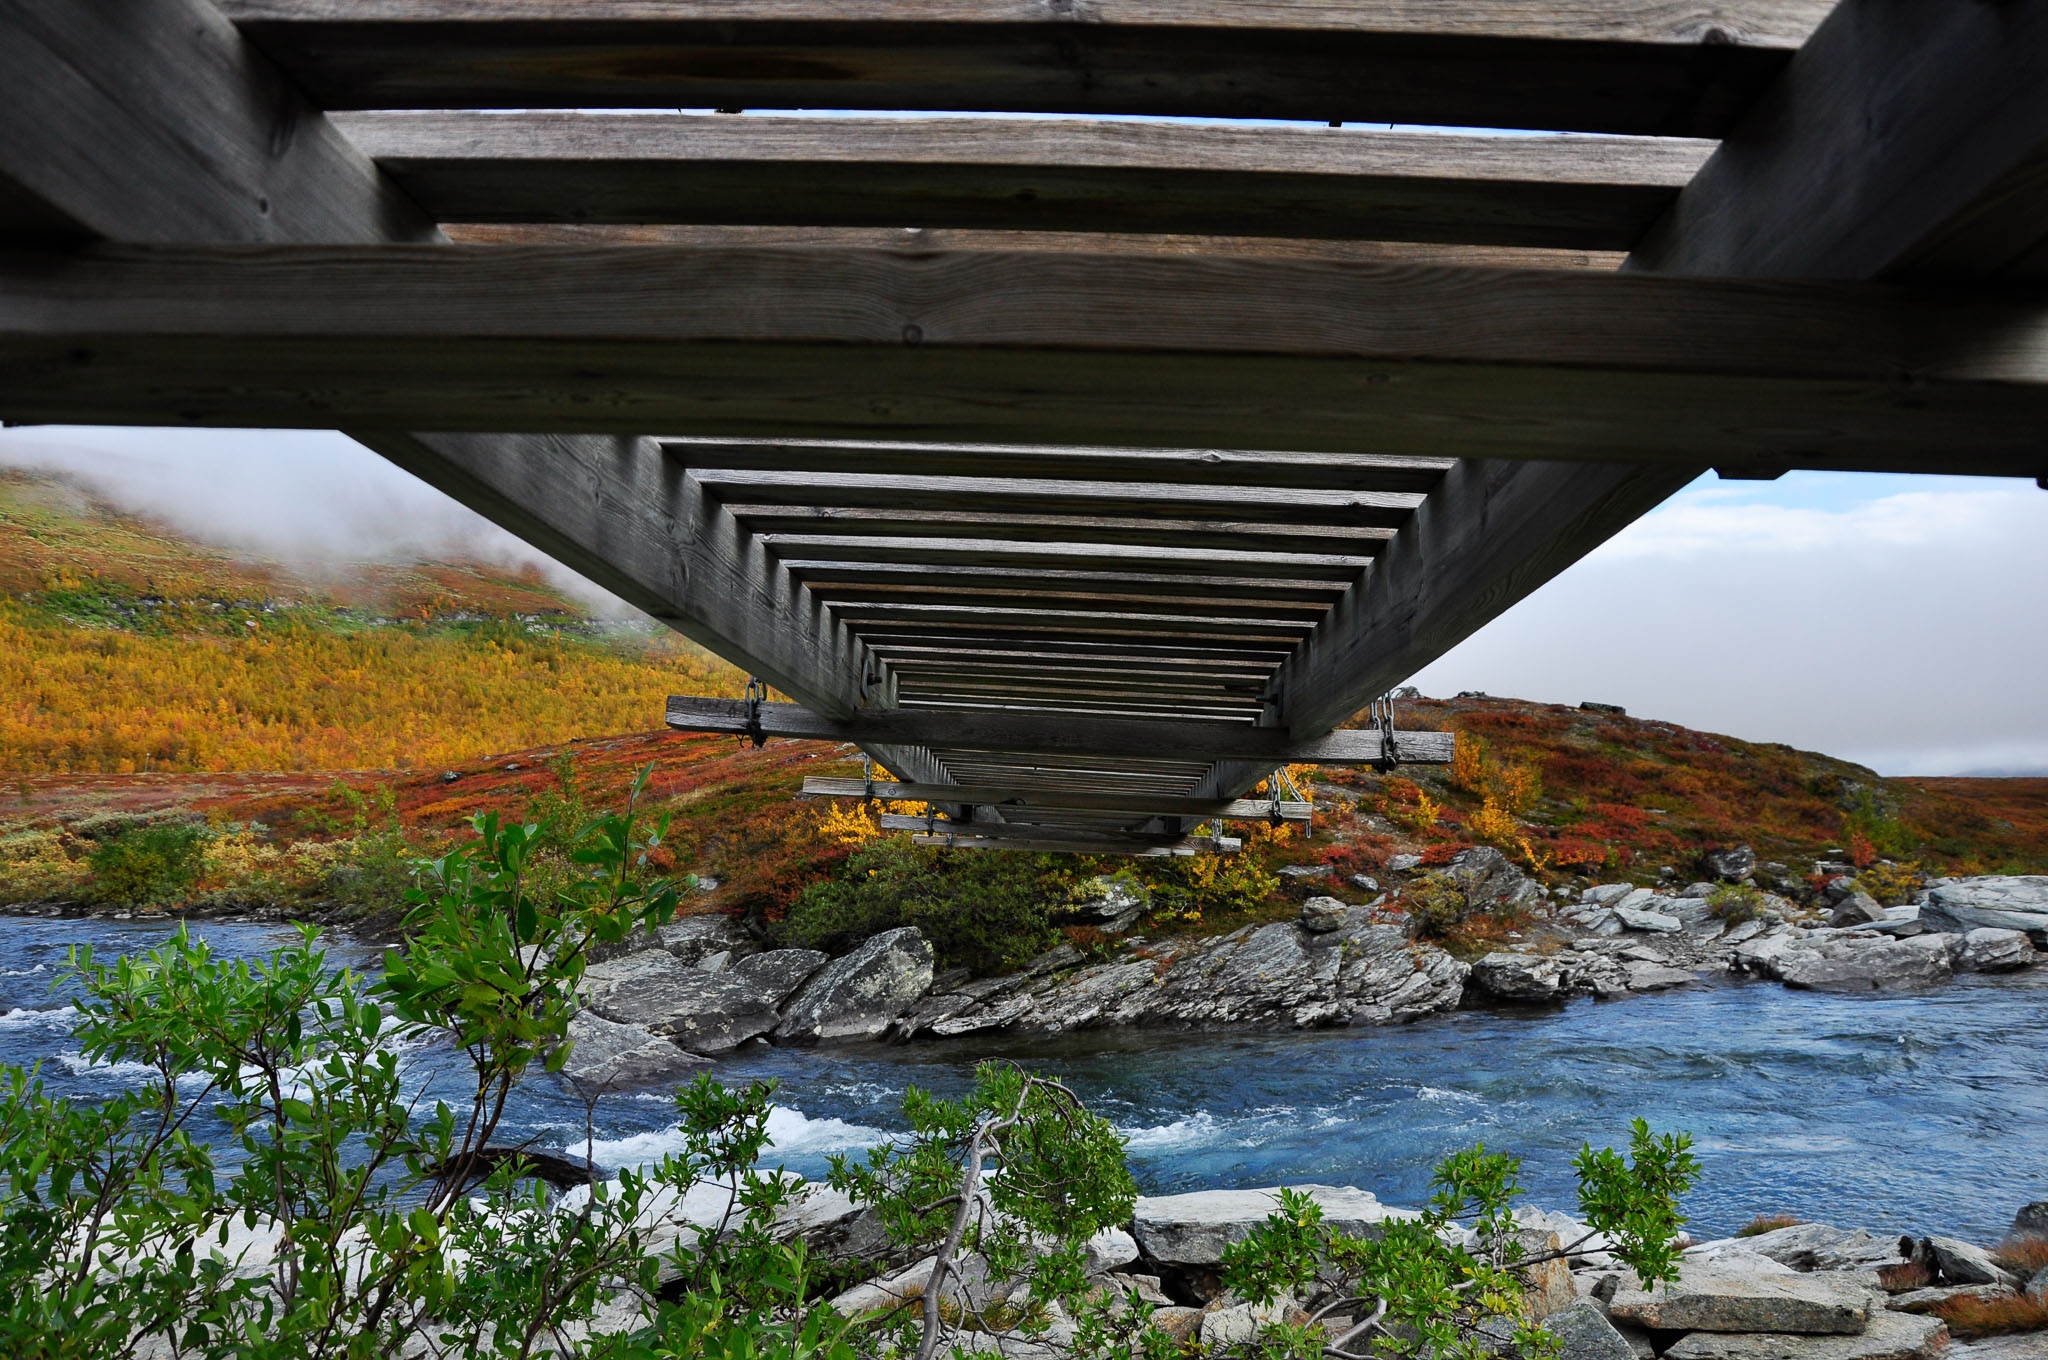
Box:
[6,916,2044,1244]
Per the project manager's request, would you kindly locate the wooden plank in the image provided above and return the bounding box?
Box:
[733,509,1392,556]
[1630,0,2048,283]
[222,0,1829,136]
[341,112,1709,249]
[784,561,1348,604]
[693,469,1422,528]
[801,775,1306,822]
[668,438,1454,494]
[453,222,1627,271]
[8,243,2048,476]
[834,602,1317,635]
[805,580,1339,617]
[0,0,433,247]
[666,695,1453,764]
[763,536,1374,580]
[885,813,1218,847]
[909,833,1224,858]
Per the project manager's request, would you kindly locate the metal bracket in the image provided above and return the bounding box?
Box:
[1366,695,1400,771]
[741,675,767,748]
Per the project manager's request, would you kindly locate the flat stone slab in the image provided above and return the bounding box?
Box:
[1541,1302,1639,1360]
[1609,1261,1871,1334]
[1661,1310,1949,1360]
[1131,1185,1415,1267]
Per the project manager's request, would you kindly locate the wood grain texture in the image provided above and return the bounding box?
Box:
[664,437,1455,494]
[1631,0,2048,282]
[665,695,1453,764]
[450,223,1627,271]
[7,243,2048,476]
[222,0,1828,135]
[340,112,1708,249]
[801,776,1309,821]
[692,468,1422,527]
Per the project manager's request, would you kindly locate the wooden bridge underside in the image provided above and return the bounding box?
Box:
[3,0,2044,852]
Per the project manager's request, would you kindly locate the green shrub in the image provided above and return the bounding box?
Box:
[86,821,206,906]
[1707,882,1765,925]
[775,835,1057,974]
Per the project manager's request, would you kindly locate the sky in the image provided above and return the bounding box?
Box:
[2,425,2044,777]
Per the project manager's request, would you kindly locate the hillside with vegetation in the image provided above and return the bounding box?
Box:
[0,463,2041,942]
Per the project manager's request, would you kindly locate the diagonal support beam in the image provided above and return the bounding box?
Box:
[0,0,927,761]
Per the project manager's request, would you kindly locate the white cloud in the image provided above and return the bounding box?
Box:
[0,426,640,615]
[1409,473,2048,776]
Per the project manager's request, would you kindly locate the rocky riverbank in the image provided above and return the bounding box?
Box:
[612,1176,2048,1359]
[551,858,2047,1092]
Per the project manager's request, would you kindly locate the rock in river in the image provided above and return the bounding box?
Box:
[558,1010,708,1092]
[1131,1185,1415,1268]
[1659,1312,1949,1360]
[1755,933,1956,993]
[1954,928,2038,974]
[1919,876,2048,946]
[776,926,935,1042]
[1607,1258,1870,1334]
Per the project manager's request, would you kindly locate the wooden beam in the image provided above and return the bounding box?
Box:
[909,833,1228,858]
[452,222,1626,272]
[730,508,1393,557]
[666,438,1454,494]
[222,0,1830,136]
[7,243,2048,477]
[692,469,1422,528]
[784,561,1347,604]
[667,696,1453,765]
[801,775,1306,822]
[764,536,1374,580]
[340,112,1709,250]
[1630,0,2048,283]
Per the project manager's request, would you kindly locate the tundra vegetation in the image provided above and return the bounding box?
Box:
[0,781,1699,1359]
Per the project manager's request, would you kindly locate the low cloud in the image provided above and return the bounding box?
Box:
[1412,473,2048,775]
[0,426,640,616]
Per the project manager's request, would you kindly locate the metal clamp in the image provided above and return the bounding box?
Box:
[1367,695,1400,771]
[741,676,767,748]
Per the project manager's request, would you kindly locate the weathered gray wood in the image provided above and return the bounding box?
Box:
[693,469,1422,528]
[784,561,1347,604]
[1631,0,2048,282]
[667,438,1453,494]
[765,536,1375,580]
[454,222,1627,271]
[667,696,1452,764]
[0,0,433,247]
[801,776,1306,822]
[731,508,1393,557]
[8,243,2048,477]
[909,833,1225,858]
[817,587,1334,622]
[833,602,1317,635]
[341,112,1709,249]
[222,0,1827,136]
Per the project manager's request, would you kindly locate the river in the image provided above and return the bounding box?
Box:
[5,915,2044,1243]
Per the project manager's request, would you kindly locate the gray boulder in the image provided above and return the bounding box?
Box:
[1131,1185,1415,1268]
[1541,1302,1639,1360]
[776,927,936,1042]
[1829,892,1889,927]
[1955,928,2038,973]
[557,1010,708,1092]
[1607,1259,1870,1334]
[1913,1235,2019,1287]
[1920,876,2048,946]
[580,950,781,1052]
[1064,874,1150,932]
[1661,1311,1949,1359]
[1471,951,1569,1002]
[1703,846,1759,882]
[1298,896,1354,934]
[1617,904,1685,933]
[1386,853,1423,873]
[2011,1202,2048,1242]
[1439,845,1544,914]
[731,948,831,1004]
[1585,883,1637,907]
[1733,1223,1909,1274]
[1764,934,1956,993]
[1626,960,1698,992]
[652,914,758,966]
